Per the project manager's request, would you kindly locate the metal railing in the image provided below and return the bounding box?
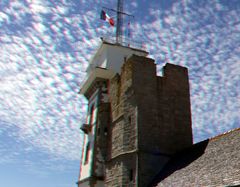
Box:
[101,35,147,51]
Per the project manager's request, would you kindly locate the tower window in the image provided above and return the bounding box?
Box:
[84,142,90,165]
[129,169,134,181]
[104,127,108,135]
[97,127,100,135]
[128,116,132,124]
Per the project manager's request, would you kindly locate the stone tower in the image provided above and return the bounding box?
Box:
[77,40,193,187]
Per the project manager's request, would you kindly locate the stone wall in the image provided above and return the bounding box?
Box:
[105,160,123,186]
[106,58,138,186]
[105,55,193,187]
[158,64,193,153]
[105,154,137,187]
[108,60,138,159]
[127,56,172,187]
[94,102,111,177]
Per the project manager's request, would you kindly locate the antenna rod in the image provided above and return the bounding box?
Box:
[116,0,123,44]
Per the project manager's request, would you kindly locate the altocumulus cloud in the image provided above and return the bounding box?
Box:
[0,0,107,163]
[0,0,239,174]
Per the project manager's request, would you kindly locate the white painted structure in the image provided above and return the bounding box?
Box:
[78,40,148,187]
[79,91,98,180]
[80,40,148,96]
[86,41,148,74]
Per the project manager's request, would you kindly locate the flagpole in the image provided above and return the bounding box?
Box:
[101,0,134,47]
[116,0,123,44]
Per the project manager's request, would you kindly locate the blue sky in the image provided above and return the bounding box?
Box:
[0,0,239,187]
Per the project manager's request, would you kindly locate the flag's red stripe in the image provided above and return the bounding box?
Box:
[109,18,114,26]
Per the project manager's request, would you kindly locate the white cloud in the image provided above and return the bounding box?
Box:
[0,0,239,176]
[0,0,93,164]
[0,12,9,24]
[33,22,47,33]
[28,0,51,14]
[131,1,138,8]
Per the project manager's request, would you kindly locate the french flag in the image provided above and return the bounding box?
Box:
[100,10,114,27]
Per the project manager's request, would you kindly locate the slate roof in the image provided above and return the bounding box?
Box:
[150,128,240,187]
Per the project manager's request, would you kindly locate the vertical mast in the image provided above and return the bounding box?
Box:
[116,0,123,44]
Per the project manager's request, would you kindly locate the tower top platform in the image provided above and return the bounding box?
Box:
[87,38,148,74]
[79,39,148,96]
